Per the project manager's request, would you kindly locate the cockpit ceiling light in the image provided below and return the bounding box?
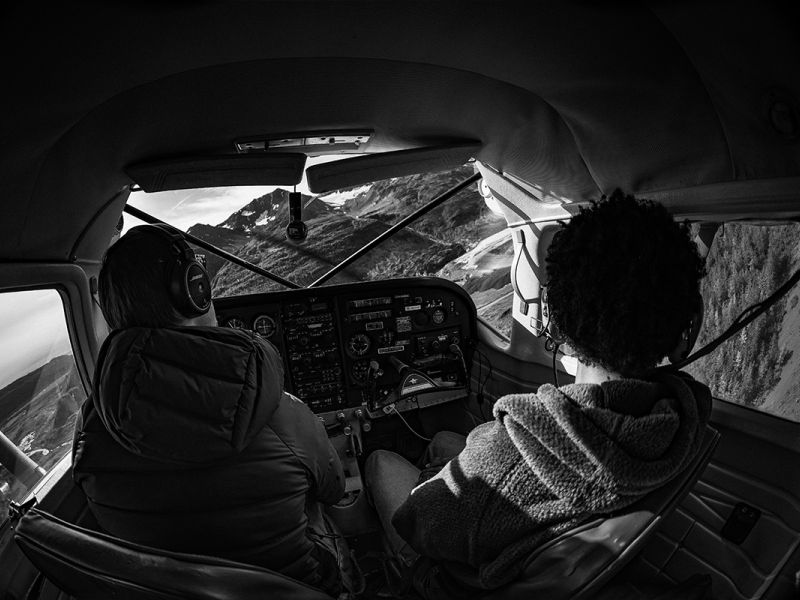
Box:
[268,138,303,149]
[235,131,372,154]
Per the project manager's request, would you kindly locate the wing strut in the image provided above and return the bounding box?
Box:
[307,172,482,288]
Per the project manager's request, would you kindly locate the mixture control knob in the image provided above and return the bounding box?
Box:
[354,408,371,432]
[368,360,383,379]
[336,411,352,436]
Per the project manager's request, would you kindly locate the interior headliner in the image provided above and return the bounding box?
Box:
[2,1,799,262]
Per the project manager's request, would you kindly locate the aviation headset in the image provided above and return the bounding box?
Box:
[106,223,212,318]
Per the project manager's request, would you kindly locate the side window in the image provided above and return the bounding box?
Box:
[0,289,87,523]
[686,223,800,422]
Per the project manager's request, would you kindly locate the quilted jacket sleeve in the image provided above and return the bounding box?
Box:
[268,392,346,505]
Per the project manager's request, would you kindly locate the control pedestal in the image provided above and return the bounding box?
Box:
[322,409,378,536]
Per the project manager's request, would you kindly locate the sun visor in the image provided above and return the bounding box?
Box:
[306,143,481,193]
[126,153,307,192]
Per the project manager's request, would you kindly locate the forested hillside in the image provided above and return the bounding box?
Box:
[686,223,800,420]
[0,355,84,521]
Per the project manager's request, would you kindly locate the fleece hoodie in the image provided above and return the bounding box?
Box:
[392,372,711,591]
[72,326,345,593]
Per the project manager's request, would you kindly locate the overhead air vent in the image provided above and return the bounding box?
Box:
[125,153,307,192]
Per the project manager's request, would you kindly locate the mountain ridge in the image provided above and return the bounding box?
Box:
[182,164,513,332]
[0,355,79,427]
[218,188,332,233]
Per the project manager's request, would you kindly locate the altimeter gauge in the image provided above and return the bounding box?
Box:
[253,315,277,338]
[347,333,371,357]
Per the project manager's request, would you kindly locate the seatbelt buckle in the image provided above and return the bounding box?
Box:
[8,497,38,525]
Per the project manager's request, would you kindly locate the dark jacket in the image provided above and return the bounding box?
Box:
[73,326,345,594]
[393,372,711,592]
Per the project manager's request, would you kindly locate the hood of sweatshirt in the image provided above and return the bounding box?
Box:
[494,372,712,505]
[91,326,284,464]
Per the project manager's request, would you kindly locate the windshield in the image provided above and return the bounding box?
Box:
[126,163,514,336]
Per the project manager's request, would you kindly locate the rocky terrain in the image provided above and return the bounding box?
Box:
[186,165,514,332]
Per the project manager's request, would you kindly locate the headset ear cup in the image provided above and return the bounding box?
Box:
[668,294,705,364]
[168,258,211,317]
[185,262,212,315]
[132,223,211,318]
[167,258,188,316]
[686,293,705,356]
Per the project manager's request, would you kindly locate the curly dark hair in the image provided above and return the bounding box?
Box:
[544,190,705,377]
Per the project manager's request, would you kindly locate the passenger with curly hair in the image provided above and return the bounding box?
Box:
[545,189,706,377]
[366,190,712,598]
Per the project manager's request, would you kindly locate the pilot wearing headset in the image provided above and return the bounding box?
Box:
[72,224,358,598]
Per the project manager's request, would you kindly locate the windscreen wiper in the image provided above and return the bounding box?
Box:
[123,204,301,290]
[308,171,482,287]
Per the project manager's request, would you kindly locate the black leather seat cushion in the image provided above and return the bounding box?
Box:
[14,509,333,600]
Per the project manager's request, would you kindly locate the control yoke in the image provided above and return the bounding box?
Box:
[367,354,462,410]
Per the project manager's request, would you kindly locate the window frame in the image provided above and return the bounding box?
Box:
[711,397,800,452]
[0,263,96,516]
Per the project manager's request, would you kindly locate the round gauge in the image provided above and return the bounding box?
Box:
[431,308,447,325]
[253,315,277,338]
[347,333,371,357]
[225,317,246,330]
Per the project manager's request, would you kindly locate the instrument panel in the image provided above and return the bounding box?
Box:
[214,277,476,414]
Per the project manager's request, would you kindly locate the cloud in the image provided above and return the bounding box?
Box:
[127,186,280,231]
[124,155,349,232]
[0,290,73,390]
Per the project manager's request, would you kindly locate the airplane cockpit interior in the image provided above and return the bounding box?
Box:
[1,3,799,600]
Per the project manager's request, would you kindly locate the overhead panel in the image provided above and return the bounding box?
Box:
[235,130,373,155]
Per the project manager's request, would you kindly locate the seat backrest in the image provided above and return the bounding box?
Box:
[13,508,332,600]
[479,424,720,600]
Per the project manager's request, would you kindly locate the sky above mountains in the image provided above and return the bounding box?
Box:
[125,155,345,232]
[127,186,280,231]
[0,290,73,390]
